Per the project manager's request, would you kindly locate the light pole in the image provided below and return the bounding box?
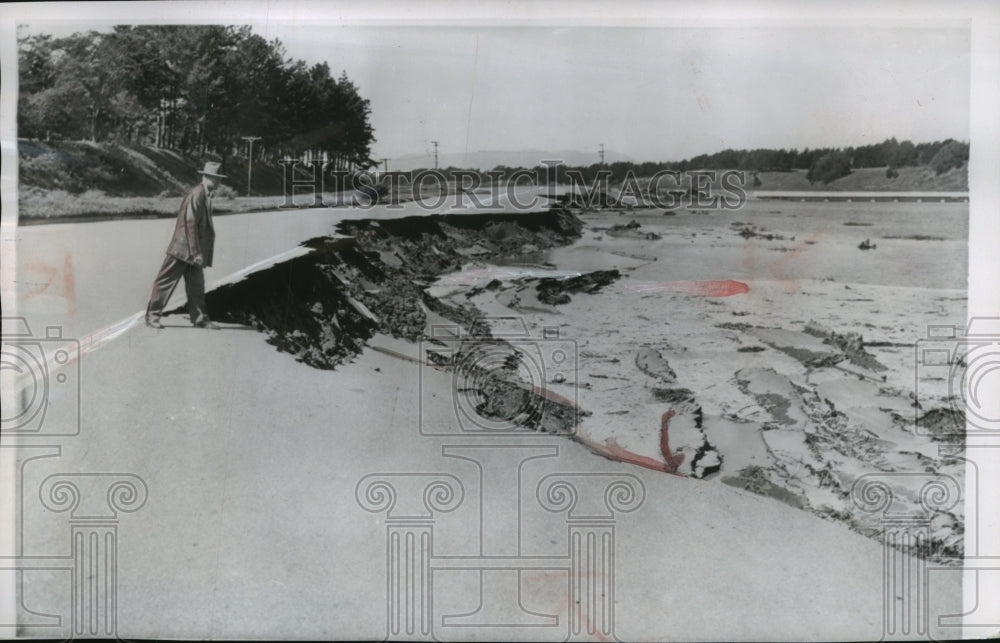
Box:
[242,136,261,197]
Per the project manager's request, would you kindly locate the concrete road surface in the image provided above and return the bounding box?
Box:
[10,188,554,340]
[1,195,964,640]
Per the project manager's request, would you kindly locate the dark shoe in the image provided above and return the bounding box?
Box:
[145,317,165,329]
[194,320,221,330]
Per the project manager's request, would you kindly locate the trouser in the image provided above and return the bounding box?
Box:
[145,255,209,324]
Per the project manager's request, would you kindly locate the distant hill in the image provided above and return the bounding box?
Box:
[388,148,635,172]
[17,140,967,198]
[751,166,967,192]
[18,140,634,194]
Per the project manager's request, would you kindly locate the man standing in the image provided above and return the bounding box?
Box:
[145,161,226,329]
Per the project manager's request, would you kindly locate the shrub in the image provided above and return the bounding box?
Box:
[885,166,899,179]
[929,140,969,175]
[806,151,852,184]
[19,151,76,187]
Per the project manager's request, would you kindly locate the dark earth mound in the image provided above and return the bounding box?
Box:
[170,209,587,433]
[185,208,584,369]
[535,269,621,305]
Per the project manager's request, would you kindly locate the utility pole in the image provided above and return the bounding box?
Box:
[242,136,261,197]
[431,141,439,169]
[380,158,389,174]
[599,143,605,166]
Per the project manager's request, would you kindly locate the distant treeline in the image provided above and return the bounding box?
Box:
[418,138,969,185]
[17,26,376,168]
[679,138,968,174]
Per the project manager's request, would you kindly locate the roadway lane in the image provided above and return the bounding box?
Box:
[7,184,554,342]
[10,207,340,341]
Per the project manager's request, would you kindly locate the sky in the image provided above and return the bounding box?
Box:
[16,20,970,164]
[261,25,970,162]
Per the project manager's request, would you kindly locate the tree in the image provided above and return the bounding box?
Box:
[20,26,378,163]
[17,33,56,93]
[928,140,969,175]
[794,148,818,170]
[891,139,918,167]
[18,32,122,141]
[56,33,131,141]
[22,81,89,140]
[807,150,852,184]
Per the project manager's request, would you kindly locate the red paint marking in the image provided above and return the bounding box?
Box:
[576,604,610,641]
[22,262,58,298]
[576,409,686,477]
[599,439,676,473]
[665,280,748,297]
[22,253,76,313]
[626,279,748,297]
[659,410,685,473]
[521,571,611,641]
[63,253,76,314]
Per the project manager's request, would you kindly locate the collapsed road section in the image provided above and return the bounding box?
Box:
[190,208,588,433]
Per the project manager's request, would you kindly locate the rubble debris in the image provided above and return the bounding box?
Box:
[464,358,585,434]
[721,466,808,509]
[914,407,966,443]
[534,269,621,305]
[651,388,696,404]
[612,219,641,231]
[635,347,677,383]
[804,321,887,372]
[195,209,585,370]
[593,219,663,240]
[736,225,786,241]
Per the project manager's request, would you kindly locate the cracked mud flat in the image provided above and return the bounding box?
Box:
[198,200,968,563]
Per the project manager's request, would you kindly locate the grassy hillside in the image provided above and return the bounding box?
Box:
[754,166,967,192]
[16,139,457,222]
[18,139,291,197]
[17,139,327,221]
[15,140,969,222]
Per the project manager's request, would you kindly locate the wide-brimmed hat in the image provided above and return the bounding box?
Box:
[198,161,228,179]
